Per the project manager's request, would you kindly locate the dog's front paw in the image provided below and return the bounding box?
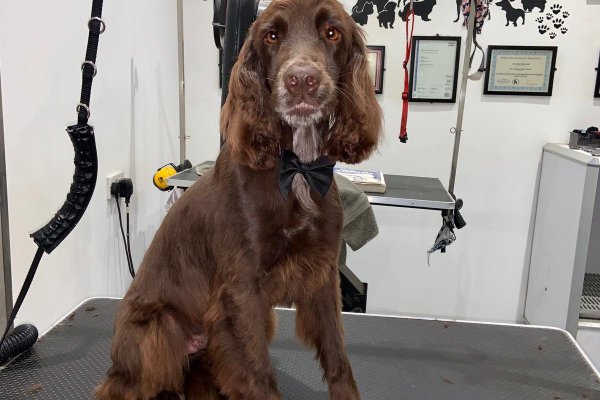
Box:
[550,4,562,14]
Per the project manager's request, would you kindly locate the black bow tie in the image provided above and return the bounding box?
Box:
[279,149,336,199]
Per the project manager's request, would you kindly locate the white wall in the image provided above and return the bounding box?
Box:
[183,0,600,323]
[0,0,181,332]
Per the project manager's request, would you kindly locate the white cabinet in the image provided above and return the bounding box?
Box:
[525,144,600,336]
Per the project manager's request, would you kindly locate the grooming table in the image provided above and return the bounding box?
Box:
[1,298,599,399]
[167,163,455,211]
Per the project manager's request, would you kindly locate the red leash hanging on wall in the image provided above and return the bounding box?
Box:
[399,2,415,143]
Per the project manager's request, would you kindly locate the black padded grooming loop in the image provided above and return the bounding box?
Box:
[30,125,98,253]
[0,0,105,361]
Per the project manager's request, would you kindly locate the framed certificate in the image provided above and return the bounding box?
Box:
[595,52,600,99]
[366,46,385,94]
[484,45,558,96]
[408,36,461,103]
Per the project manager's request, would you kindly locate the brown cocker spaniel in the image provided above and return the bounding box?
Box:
[96,0,382,399]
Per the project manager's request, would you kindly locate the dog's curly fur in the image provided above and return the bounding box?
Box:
[95,0,382,399]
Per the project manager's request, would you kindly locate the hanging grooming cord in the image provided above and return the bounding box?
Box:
[0,0,104,356]
[399,0,415,143]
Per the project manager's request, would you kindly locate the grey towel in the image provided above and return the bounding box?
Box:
[335,174,379,251]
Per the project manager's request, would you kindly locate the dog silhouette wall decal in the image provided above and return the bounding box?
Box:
[400,0,437,22]
[351,0,375,26]
[496,0,525,26]
[351,0,398,28]
[374,0,398,28]
[521,0,546,12]
[351,0,568,37]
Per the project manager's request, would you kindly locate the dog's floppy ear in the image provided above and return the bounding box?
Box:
[220,26,281,170]
[324,25,382,164]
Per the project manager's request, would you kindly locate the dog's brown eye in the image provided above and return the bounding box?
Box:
[265,30,279,44]
[325,26,341,42]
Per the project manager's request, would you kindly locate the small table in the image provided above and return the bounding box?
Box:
[167,162,455,211]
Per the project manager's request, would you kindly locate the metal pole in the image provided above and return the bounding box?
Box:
[177,0,187,165]
[0,71,13,330]
[448,0,476,195]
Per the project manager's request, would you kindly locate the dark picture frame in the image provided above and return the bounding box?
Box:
[408,36,461,103]
[366,46,385,94]
[595,52,600,99]
[484,45,558,96]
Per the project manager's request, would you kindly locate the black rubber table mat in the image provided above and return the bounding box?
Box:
[1,298,599,399]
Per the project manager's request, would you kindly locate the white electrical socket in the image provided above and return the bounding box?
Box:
[106,171,124,200]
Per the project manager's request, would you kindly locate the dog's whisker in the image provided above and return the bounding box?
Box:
[336,86,360,109]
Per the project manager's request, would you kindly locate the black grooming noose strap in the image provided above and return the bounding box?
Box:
[0,0,104,351]
[279,149,336,198]
[79,1,105,125]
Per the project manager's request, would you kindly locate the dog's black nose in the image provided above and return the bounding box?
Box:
[284,63,321,96]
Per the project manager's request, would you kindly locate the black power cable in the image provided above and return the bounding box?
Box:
[112,178,135,278]
[126,206,133,270]
[115,197,135,278]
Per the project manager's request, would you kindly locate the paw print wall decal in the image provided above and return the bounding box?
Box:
[550,4,562,14]
[552,18,563,28]
[537,4,571,38]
